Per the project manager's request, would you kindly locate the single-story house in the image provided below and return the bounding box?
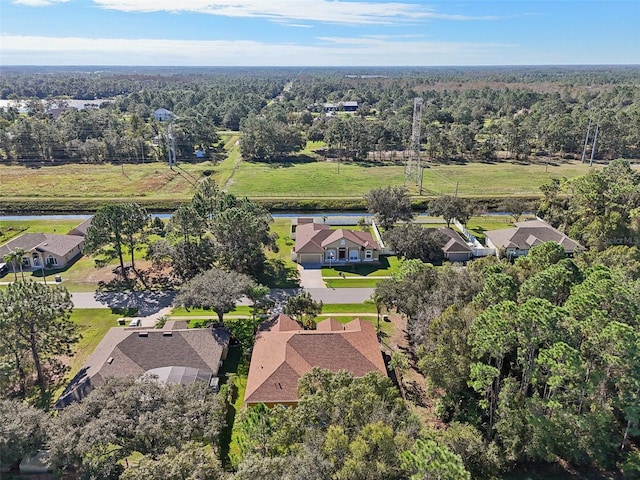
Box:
[0,233,84,270]
[153,108,174,122]
[484,219,583,259]
[45,106,77,120]
[244,314,386,407]
[67,216,92,237]
[323,103,339,113]
[342,101,359,112]
[293,219,380,265]
[437,227,473,262]
[55,326,230,409]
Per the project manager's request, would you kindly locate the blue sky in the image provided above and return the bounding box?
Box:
[0,0,638,66]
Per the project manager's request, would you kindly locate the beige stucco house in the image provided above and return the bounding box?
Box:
[485,219,583,259]
[292,219,380,265]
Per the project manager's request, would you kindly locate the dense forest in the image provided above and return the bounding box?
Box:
[0,66,639,164]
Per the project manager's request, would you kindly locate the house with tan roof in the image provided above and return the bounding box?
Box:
[292,218,380,265]
[437,227,474,262]
[485,219,583,259]
[244,314,386,407]
[55,326,230,409]
[0,233,84,271]
[0,218,92,275]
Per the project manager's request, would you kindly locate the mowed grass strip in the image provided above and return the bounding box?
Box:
[171,305,253,317]
[321,303,378,314]
[0,162,211,199]
[422,160,593,197]
[226,161,405,197]
[226,159,593,198]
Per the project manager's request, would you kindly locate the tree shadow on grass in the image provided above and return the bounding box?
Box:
[330,256,391,276]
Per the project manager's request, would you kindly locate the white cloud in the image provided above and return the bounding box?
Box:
[13,0,69,6]
[0,34,516,66]
[91,0,497,25]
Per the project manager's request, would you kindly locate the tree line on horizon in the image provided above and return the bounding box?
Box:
[0,67,638,165]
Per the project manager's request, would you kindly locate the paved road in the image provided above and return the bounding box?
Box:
[71,291,176,315]
[71,287,374,313]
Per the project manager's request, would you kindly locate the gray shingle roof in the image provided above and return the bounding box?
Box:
[485,219,582,253]
[0,233,84,258]
[55,327,229,409]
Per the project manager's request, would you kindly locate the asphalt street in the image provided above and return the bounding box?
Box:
[70,287,375,314]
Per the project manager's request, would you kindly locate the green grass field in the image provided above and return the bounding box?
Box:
[50,308,122,403]
[224,159,594,198]
[321,303,378,314]
[322,255,402,277]
[171,305,253,317]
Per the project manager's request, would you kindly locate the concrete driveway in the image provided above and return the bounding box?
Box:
[297,263,326,289]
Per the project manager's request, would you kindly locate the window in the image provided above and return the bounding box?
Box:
[21,257,30,267]
[47,256,58,266]
[365,250,373,259]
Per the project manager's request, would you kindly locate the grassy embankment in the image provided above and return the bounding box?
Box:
[0,134,595,213]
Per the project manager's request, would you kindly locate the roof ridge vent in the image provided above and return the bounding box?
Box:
[138,331,148,337]
[163,331,173,337]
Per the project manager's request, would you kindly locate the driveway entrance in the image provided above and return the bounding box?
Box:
[297,263,326,289]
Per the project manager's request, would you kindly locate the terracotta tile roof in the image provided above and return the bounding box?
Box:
[0,233,84,258]
[485,219,583,253]
[294,222,331,253]
[294,222,379,254]
[55,328,229,409]
[244,315,386,405]
[320,229,378,249]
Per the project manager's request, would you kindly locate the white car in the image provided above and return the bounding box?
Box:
[128,318,142,327]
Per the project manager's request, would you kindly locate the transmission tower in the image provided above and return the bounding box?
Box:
[405,97,423,187]
[167,121,177,169]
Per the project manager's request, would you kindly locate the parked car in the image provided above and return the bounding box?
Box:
[128,318,142,327]
[0,263,8,276]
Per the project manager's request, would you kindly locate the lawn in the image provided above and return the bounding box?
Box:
[322,255,401,277]
[321,303,378,314]
[65,309,122,378]
[464,215,516,242]
[0,219,86,244]
[325,278,382,288]
[171,305,253,317]
[314,314,393,337]
[50,308,122,403]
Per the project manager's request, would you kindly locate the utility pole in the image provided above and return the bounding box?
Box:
[589,114,601,167]
[581,114,593,164]
[405,97,423,186]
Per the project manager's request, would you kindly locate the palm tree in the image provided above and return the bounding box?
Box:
[14,247,26,281]
[3,251,19,282]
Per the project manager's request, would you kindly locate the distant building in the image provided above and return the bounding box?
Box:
[153,108,174,122]
[342,101,359,112]
[45,106,77,120]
